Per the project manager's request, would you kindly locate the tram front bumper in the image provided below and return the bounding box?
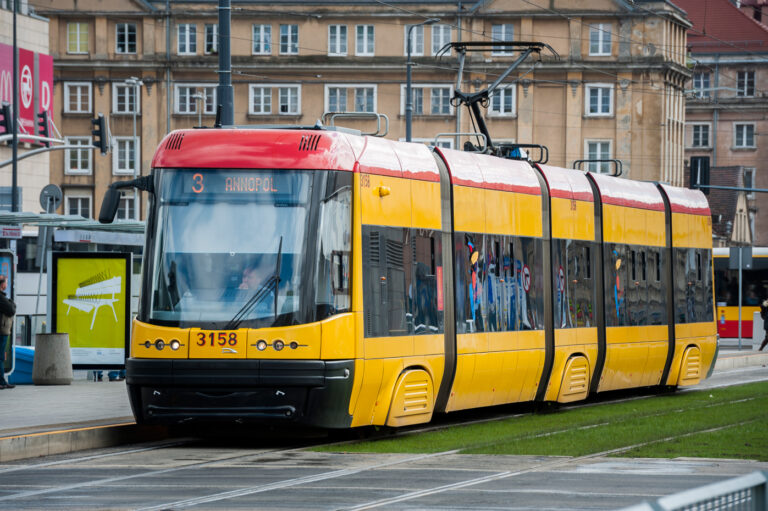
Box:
[125,358,355,428]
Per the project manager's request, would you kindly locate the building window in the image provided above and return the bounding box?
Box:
[326,87,347,113]
[431,24,451,55]
[490,85,516,116]
[692,72,710,98]
[589,23,611,56]
[491,23,514,55]
[279,86,300,114]
[691,124,710,148]
[177,24,197,55]
[175,85,216,114]
[67,22,88,54]
[64,137,92,175]
[205,24,218,54]
[116,23,136,54]
[116,191,137,220]
[112,84,140,114]
[328,25,347,56]
[400,84,453,115]
[734,123,755,148]
[280,24,298,54]
[585,84,613,116]
[252,24,271,55]
[585,140,612,173]
[744,167,755,199]
[66,194,92,218]
[404,25,425,56]
[113,137,140,175]
[737,71,755,97]
[354,86,376,113]
[249,86,272,114]
[690,156,710,193]
[410,88,424,115]
[64,82,92,114]
[430,87,451,114]
[356,25,374,56]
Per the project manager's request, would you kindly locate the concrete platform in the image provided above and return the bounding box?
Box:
[1,348,767,463]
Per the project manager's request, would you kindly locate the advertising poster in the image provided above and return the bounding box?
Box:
[38,53,53,120]
[51,253,131,368]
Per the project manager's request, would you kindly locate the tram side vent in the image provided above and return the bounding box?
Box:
[369,231,380,264]
[298,134,321,151]
[165,132,185,150]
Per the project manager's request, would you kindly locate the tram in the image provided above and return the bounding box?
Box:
[714,247,768,338]
[98,126,718,428]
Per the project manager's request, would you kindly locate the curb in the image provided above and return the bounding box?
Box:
[0,423,168,463]
[714,353,768,371]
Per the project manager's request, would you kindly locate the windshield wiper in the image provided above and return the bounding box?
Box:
[224,237,283,330]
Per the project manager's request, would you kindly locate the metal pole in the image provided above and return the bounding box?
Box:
[126,77,142,219]
[405,18,439,143]
[35,197,52,315]
[217,0,233,126]
[12,0,18,212]
[738,246,742,350]
[406,25,414,142]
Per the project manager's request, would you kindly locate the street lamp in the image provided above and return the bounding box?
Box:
[125,76,143,220]
[406,17,440,142]
[191,92,204,127]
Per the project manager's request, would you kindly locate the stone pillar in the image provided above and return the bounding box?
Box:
[32,333,73,385]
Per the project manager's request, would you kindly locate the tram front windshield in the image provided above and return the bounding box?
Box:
[148,169,352,329]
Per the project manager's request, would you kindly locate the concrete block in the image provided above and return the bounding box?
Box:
[32,333,73,385]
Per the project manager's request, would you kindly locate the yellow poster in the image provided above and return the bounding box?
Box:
[54,254,130,366]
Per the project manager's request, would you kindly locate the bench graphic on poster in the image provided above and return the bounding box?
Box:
[63,275,122,330]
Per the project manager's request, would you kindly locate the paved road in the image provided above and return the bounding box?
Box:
[0,443,765,510]
[0,362,766,510]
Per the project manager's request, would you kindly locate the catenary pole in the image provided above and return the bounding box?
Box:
[217,0,233,125]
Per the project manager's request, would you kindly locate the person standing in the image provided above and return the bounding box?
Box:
[0,275,16,389]
[760,299,768,351]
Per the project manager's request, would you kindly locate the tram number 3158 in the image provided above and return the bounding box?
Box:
[197,332,239,346]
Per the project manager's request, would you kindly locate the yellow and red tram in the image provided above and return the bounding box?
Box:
[101,127,717,428]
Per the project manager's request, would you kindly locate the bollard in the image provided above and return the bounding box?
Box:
[32,333,73,385]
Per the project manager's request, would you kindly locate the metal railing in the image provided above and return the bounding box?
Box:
[620,471,768,510]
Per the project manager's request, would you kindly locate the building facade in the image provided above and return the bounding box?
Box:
[0,0,50,215]
[36,0,691,220]
[676,0,768,247]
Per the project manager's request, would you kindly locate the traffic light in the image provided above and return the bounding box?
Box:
[36,110,50,147]
[0,103,11,136]
[91,114,108,155]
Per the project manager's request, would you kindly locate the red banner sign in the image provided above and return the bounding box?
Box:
[0,42,54,141]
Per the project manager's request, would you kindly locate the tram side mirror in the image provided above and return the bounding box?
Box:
[99,187,121,224]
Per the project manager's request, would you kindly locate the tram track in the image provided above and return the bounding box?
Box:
[1,372,764,509]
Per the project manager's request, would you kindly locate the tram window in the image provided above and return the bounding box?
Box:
[641,251,647,281]
[631,250,637,282]
[655,251,661,281]
[585,246,591,279]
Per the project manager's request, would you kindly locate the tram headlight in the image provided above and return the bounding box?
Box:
[289,341,298,350]
[155,339,165,350]
[256,340,268,351]
[170,339,181,351]
[273,339,284,351]
[143,340,152,349]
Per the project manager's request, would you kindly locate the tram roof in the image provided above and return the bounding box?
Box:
[658,183,710,216]
[152,129,358,172]
[536,164,594,202]
[434,147,542,195]
[589,172,665,212]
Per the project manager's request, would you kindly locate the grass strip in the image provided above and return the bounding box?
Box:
[315,382,768,462]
